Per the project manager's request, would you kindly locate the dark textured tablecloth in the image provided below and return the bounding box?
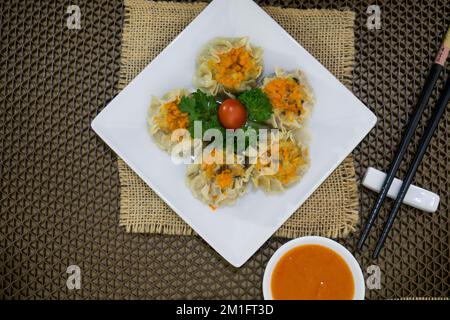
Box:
[1,0,449,299]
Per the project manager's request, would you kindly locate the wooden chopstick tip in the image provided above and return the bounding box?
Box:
[435,26,450,65]
[444,25,450,48]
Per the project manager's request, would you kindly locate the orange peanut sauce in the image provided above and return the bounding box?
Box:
[271,244,355,300]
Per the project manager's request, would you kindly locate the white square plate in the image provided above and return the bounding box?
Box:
[92,0,376,267]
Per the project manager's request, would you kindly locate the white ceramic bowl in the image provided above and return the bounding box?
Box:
[262,236,365,300]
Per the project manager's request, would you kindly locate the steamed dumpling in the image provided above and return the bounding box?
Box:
[261,68,314,130]
[252,130,309,193]
[148,89,191,153]
[186,149,254,208]
[193,37,263,95]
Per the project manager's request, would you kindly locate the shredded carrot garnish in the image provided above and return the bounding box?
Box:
[201,162,245,191]
[155,99,188,133]
[263,78,304,119]
[215,169,233,190]
[208,46,257,90]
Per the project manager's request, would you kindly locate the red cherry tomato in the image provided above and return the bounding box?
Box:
[218,99,247,129]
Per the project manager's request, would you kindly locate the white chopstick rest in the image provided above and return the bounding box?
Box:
[362,167,440,213]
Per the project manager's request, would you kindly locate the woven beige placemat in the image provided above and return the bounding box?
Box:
[117,0,358,238]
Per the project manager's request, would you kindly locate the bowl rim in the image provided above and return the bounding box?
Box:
[262,236,365,300]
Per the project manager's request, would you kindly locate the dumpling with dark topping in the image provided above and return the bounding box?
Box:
[252,130,309,193]
[261,68,314,129]
[186,149,254,208]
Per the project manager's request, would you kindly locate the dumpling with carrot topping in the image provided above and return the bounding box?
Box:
[252,130,309,193]
[261,68,314,129]
[148,88,192,153]
[186,149,254,207]
[193,37,263,95]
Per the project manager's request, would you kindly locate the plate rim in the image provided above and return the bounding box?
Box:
[91,0,377,267]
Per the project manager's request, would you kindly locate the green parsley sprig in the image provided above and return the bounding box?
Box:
[238,88,273,122]
[179,89,224,138]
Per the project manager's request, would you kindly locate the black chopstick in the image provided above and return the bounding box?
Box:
[372,75,450,258]
[357,27,450,251]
